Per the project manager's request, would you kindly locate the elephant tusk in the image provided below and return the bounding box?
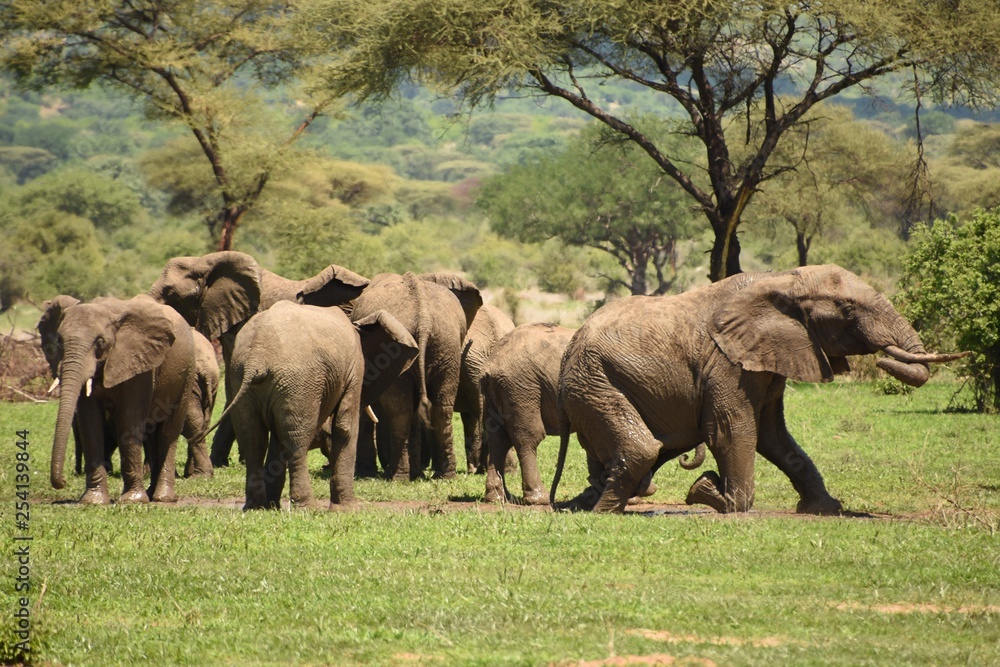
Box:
[883,345,971,365]
[85,378,93,397]
[365,405,379,424]
[48,377,60,394]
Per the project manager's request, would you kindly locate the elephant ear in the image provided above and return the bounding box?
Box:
[199,251,262,340]
[419,273,483,330]
[355,310,419,406]
[710,275,835,383]
[297,264,370,311]
[104,298,176,389]
[37,295,81,372]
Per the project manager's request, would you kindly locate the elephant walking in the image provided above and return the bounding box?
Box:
[455,304,515,473]
[351,272,482,481]
[41,295,195,504]
[552,265,968,514]
[223,301,417,509]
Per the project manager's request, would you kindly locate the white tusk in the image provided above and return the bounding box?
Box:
[48,377,60,394]
[365,405,379,424]
[85,378,93,397]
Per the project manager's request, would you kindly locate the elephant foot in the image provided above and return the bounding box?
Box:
[797,495,844,515]
[554,486,601,512]
[327,499,360,511]
[150,487,178,503]
[210,456,230,469]
[185,470,214,480]
[432,470,456,481]
[118,488,150,504]
[685,471,753,513]
[522,490,549,506]
[685,471,729,513]
[79,488,111,505]
[484,488,505,504]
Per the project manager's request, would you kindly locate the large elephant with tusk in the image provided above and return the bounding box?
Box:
[551,264,969,514]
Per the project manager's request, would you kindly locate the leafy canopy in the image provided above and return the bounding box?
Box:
[306,0,1000,280]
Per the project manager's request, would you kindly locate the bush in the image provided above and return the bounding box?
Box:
[899,208,1000,412]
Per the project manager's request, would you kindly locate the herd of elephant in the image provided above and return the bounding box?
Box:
[39,252,968,514]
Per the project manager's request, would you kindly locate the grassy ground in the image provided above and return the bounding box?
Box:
[1,379,998,666]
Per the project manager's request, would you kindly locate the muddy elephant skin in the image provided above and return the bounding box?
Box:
[552,264,968,514]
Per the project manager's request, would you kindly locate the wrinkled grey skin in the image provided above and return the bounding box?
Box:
[222,302,417,509]
[455,304,515,473]
[147,252,369,467]
[351,272,482,481]
[182,330,219,478]
[552,265,968,514]
[40,295,194,505]
[482,323,705,505]
[481,323,576,505]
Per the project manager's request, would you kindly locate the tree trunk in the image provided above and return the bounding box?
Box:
[709,227,742,282]
[630,258,648,295]
[215,205,247,251]
[796,232,811,267]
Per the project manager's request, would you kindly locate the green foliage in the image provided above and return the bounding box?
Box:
[478,119,701,295]
[15,167,146,231]
[900,208,1000,411]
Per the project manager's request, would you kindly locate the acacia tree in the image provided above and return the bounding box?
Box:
[306,0,1000,281]
[478,121,700,295]
[0,0,335,250]
[748,104,909,266]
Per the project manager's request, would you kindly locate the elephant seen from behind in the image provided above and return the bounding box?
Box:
[222,301,418,509]
[552,264,969,514]
[351,272,482,481]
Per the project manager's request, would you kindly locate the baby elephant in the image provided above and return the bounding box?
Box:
[224,301,417,509]
[481,324,576,505]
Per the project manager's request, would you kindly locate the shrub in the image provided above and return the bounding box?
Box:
[899,208,1000,412]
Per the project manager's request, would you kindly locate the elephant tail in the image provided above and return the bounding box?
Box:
[407,272,433,430]
[679,443,706,470]
[549,409,572,509]
[199,365,262,442]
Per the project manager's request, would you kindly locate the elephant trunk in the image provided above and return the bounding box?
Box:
[872,307,971,387]
[51,356,91,490]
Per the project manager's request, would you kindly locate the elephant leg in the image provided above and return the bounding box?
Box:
[355,413,379,478]
[756,397,843,514]
[76,398,112,505]
[263,433,288,508]
[236,412,270,510]
[327,406,359,507]
[185,439,213,478]
[210,415,237,468]
[686,403,758,513]
[510,414,548,506]
[429,401,457,480]
[116,417,149,505]
[483,424,512,504]
[462,409,483,475]
[276,427,317,510]
[147,398,185,503]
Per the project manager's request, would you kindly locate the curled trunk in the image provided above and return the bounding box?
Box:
[877,345,970,388]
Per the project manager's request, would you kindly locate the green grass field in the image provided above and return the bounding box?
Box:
[1,379,998,666]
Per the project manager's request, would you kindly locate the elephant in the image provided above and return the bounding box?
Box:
[39,297,219,481]
[41,294,195,504]
[454,304,515,473]
[351,272,482,481]
[221,301,418,509]
[148,251,370,467]
[181,330,219,478]
[551,264,969,514]
[482,323,704,505]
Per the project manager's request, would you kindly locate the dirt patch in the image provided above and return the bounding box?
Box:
[0,333,51,403]
[391,652,445,663]
[551,655,716,667]
[833,601,1000,615]
[627,629,793,648]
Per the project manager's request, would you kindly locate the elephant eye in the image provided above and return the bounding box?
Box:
[94,335,107,355]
